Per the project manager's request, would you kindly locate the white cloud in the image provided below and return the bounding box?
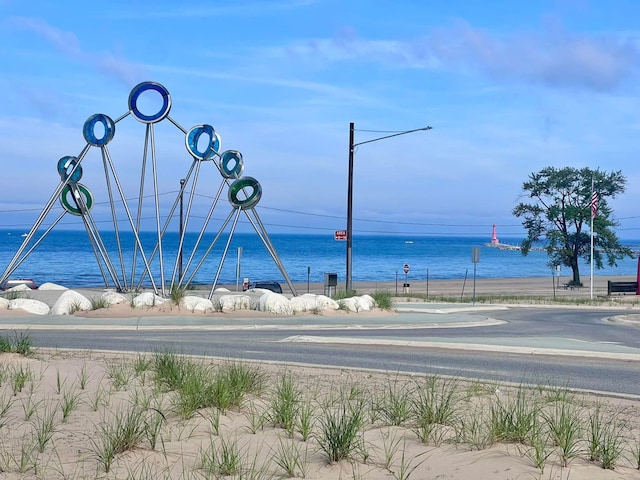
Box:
[275,19,640,91]
[7,16,144,86]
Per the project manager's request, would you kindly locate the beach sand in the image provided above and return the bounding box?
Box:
[309,274,640,299]
[0,349,636,480]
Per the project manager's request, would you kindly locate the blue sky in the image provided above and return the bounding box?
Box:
[2,0,640,239]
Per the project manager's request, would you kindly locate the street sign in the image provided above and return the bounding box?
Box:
[334,230,347,241]
[403,263,410,274]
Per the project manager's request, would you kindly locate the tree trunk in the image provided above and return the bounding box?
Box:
[570,258,581,286]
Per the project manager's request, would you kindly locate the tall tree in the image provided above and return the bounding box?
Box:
[513,167,631,285]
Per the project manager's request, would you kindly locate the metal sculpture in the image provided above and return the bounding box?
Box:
[0,81,297,298]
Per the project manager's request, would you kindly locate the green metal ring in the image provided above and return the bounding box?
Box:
[228,177,261,210]
[60,184,93,216]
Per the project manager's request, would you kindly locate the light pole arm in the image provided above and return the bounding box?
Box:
[353,126,433,148]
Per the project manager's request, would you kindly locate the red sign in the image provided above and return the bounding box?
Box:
[403,263,410,274]
[334,230,347,241]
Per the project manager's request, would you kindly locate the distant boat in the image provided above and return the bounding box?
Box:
[404,240,414,244]
[21,233,27,237]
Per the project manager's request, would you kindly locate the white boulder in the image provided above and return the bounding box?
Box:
[218,295,252,312]
[9,298,50,315]
[50,290,92,315]
[259,292,293,315]
[290,294,339,312]
[5,284,31,292]
[132,292,167,308]
[0,298,9,309]
[214,287,231,293]
[38,282,68,291]
[339,296,373,312]
[360,294,376,310]
[101,291,128,306]
[182,296,214,313]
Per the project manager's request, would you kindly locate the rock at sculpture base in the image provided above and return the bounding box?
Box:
[182,296,214,313]
[218,295,252,312]
[101,291,128,306]
[290,294,339,312]
[4,284,31,292]
[132,292,167,308]
[339,296,373,312]
[259,292,293,315]
[38,282,68,291]
[9,298,50,315]
[50,290,92,315]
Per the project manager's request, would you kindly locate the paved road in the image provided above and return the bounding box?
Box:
[4,303,639,397]
[19,327,640,396]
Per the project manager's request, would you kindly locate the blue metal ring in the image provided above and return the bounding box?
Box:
[186,125,220,160]
[83,114,115,146]
[220,150,244,179]
[128,81,171,123]
[57,156,82,183]
[228,176,262,210]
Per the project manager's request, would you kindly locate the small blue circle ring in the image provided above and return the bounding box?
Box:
[128,81,171,123]
[57,156,83,183]
[83,114,115,146]
[220,150,244,179]
[186,125,220,160]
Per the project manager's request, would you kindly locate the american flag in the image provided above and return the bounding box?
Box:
[590,191,599,218]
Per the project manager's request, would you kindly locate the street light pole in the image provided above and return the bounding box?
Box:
[346,122,355,293]
[345,123,432,293]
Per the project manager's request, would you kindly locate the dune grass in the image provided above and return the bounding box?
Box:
[0,342,636,478]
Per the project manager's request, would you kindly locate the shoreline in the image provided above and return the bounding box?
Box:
[290,274,639,298]
[7,274,638,300]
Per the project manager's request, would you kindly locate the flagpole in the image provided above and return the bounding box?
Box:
[590,178,594,299]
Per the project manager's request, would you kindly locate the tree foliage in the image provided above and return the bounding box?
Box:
[513,167,631,285]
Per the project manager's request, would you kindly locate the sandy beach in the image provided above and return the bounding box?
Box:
[0,348,635,480]
[294,274,640,302]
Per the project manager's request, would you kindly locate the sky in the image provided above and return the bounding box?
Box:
[2,0,640,239]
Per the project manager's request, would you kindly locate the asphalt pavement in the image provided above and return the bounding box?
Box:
[1,301,639,361]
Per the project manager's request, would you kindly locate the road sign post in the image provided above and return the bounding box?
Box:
[472,247,480,306]
[403,263,410,293]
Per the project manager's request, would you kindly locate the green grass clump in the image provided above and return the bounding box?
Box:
[317,398,366,463]
[372,290,395,310]
[92,405,147,472]
[411,376,460,445]
[89,295,110,310]
[544,401,583,467]
[374,376,413,426]
[334,289,357,300]
[152,351,266,418]
[198,434,241,477]
[169,285,186,305]
[490,386,539,444]
[0,332,33,356]
[269,373,301,436]
[152,350,191,391]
